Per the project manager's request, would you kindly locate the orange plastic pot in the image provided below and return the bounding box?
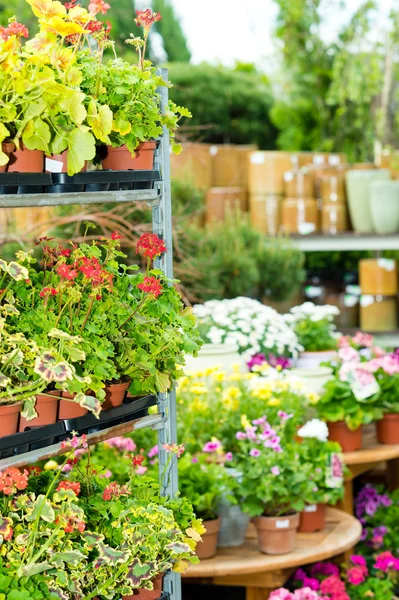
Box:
[299,504,326,533]
[58,392,88,419]
[253,513,299,555]
[328,421,362,452]
[122,574,163,600]
[0,142,15,172]
[101,142,156,171]
[19,392,59,432]
[45,151,87,174]
[102,380,131,410]
[377,414,399,445]
[0,402,22,437]
[8,145,44,173]
[196,518,221,559]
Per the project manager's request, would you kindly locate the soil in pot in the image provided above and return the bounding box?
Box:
[196,518,221,560]
[0,402,22,437]
[253,513,299,555]
[328,421,362,452]
[122,574,163,600]
[101,142,156,171]
[19,392,59,432]
[58,392,88,420]
[102,379,131,410]
[299,504,326,533]
[377,414,399,445]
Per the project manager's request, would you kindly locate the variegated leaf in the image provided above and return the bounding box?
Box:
[126,558,155,587]
[8,261,29,281]
[21,397,38,421]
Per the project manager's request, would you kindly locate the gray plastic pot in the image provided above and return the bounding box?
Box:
[218,468,250,547]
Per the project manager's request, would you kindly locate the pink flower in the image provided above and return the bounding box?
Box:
[88,0,110,14]
[148,444,159,459]
[203,440,222,453]
[191,457,199,464]
[271,466,280,475]
[353,332,373,348]
[374,346,386,358]
[338,335,351,348]
[374,551,399,572]
[250,448,261,458]
[135,465,148,475]
[269,589,293,600]
[338,347,360,363]
[236,432,247,440]
[225,452,233,462]
[135,8,161,30]
[278,411,293,421]
[350,555,366,567]
[253,417,267,426]
[347,566,367,585]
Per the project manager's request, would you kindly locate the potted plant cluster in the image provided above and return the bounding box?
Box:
[0,435,203,600]
[0,232,201,435]
[285,302,339,371]
[191,297,301,372]
[0,0,189,179]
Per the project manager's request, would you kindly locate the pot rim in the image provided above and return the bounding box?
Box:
[0,401,22,413]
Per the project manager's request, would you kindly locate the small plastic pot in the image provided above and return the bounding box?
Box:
[196,518,221,559]
[328,421,362,452]
[0,402,22,437]
[19,392,59,432]
[102,380,132,410]
[58,392,88,419]
[101,142,156,171]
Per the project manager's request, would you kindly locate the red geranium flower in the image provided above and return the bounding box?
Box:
[56,264,78,281]
[136,233,166,260]
[0,20,29,40]
[88,0,110,15]
[135,9,161,30]
[87,20,103,33]
[40,287,59,298]
[137,276,163,298]
[65,0,77,8]
[0,468,29,495]
[132,454,145,467]
[57,481,81,496]
[111,231,122,240]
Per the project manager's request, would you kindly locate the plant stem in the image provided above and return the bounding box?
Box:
[80,295,95,333]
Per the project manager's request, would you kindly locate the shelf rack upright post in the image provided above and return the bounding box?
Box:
[0,68,180,600]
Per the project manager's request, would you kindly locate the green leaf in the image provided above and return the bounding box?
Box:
[75,392,101,418]
[26,495,55,523]
[59,92,87,125]
[51,551,86,566]
[20,561,52,577]
[7,262,29,282]
[21,397,37,421]
[22,119,51,153]
[155,371,170,392]
[87,101,113,144]
[66,128,95,176]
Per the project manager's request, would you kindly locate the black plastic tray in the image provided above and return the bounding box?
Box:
[0,394,156,459]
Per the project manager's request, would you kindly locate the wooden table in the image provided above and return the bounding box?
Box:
[340,443,399,514]
[183,508,361,600]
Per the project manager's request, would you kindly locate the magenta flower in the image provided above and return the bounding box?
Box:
[350,555,366,567]
[247,353,267,371]
[374,551,399,572]
[236,431,247,440]
[271,466,280,475]
[203,440,222,453]
[225,452,233,462]
[147,444,159,458]
[347,566,367,586]
[278,410,293,421]
[252,416,267,426]
[250,448,261,458]
[191,457,199,464]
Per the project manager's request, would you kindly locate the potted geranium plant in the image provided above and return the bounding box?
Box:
[367,352,399,444]
[297,419,345,532]
[192,297,301,373]
[234,415,314,555]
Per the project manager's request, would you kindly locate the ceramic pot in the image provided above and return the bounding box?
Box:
[184,343,245,374]
[8,146,44,173]
[217,502,250,547]
[0,402,22,437]
[369,181,399,234]
[345,169,391,233]
[359,258,398,296]
[196,518,221,559]
[253,513,299,555]
[101,142,156,171]
[102,380,131,410]
[58,392,88,419]
[0,142,15,172]
[328,421,362,452]
[289,366,333,396]
[377,414,399,445]
[299,504,326,533]
[122,574,163,600]
[19,392,59,431]
[296,350,336,369]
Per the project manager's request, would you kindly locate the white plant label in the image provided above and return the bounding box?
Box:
[45,158,63,173]
[304,505,317,513]
[360,295,374,307]
[209,146,218,156]
[275,519,289,529]
[344,294,358,308]
[298,222,316,235]
[377,258,395,272]
[250,152,265,164]
[326,453,344,488]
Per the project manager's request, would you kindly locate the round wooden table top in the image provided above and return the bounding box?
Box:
[343,443,399,466]
[183,508,361,579]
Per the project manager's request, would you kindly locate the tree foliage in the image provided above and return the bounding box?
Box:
[153,0,191,62]
[168,62,277,147]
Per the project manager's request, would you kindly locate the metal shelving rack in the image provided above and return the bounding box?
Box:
[0,68,179,600]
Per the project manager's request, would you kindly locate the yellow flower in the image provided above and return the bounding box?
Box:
[222,386,241,401]
[44,459,59,470]
[40,16,86,37]
[213,372,226,383]
[189,384,208,395]
[308,392,319,405]
[268,398,281,407]
[252,387,272,400]
[27,0,67,19]
[241,414,251,429]
[228,373,242,382]
[178,376,189,391]
[205,366,220,376]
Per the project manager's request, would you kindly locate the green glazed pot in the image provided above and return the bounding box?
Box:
[370,180,399,234]
[346,169,391,232]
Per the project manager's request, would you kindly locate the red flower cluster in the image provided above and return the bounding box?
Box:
[40,287,58,298]
[0,468,29,495]
[111,231,122,240]
[0,21,29,40]
[77,256,113,290]
[136,233,166,260]
[135,9,161,30]
[26,466,42,476]
[138,276,163,298]
[102,482,130,501]
[64,516,86,534]
[57,481,81,496]
[320,576,349,600]
[65,0,77,8]
[87,20,103,33]
[88,0,110,15]
[56,263,78,281]
[132,454,145,467]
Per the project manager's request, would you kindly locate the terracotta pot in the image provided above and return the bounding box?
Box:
[196,518,221,559]
[45,151,87,174]
[359,258,398,296]
[328,421,362,452]
[170,142,213,190]
[19,392,59,431]
[253,513,299,555]
[101,142,156,171]
[0,402,22,437]
[102,380,131,410]
[8,145,44,173]
[299,504,326,533]
[0,142,15,172]
[320,174,346,203]
[321,205,348,235]
[123,574,163,600]
[58,391,88,419]
[377,414,399,445]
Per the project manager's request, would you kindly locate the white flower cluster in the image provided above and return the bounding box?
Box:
[297,419,329,442]
[193,297,301,358]
[284,302,340,325]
